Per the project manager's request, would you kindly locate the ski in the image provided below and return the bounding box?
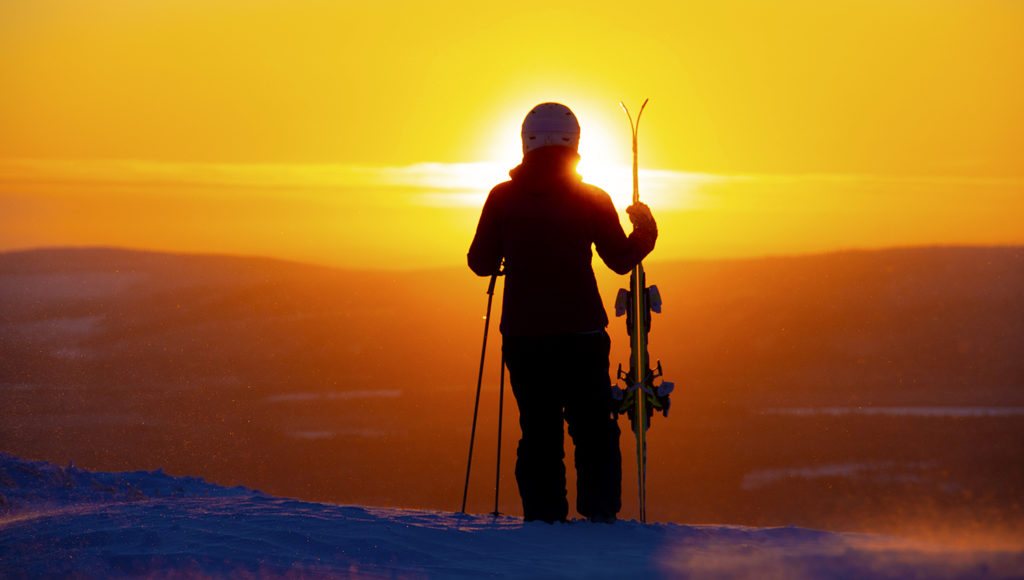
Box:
[613,99,673,523]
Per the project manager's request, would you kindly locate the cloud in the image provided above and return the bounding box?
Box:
[0,158,498,192]
[4,157,1020,269]
[0,157,727,210]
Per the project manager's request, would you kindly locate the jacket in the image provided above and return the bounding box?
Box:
[467,147,656,336]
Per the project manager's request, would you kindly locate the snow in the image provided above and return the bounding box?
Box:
[1,454,1021,579]
[288,429,388,440]
[741,462,933,491]
[265,390,404,403]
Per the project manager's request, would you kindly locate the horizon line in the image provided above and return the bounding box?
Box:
[3,242,1019,274]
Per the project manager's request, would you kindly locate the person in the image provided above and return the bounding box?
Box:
[467,102,658,523]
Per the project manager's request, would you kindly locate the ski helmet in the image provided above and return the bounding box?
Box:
[521,102,580,154]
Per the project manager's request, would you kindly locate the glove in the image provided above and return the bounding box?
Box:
[626,202,657,236]
[626,202,657,252]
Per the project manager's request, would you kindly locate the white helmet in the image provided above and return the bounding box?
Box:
[521,102,580,154]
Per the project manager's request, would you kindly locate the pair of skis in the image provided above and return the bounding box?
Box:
[612,100,673,524]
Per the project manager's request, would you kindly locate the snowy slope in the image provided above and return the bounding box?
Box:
[1,454,1021,579]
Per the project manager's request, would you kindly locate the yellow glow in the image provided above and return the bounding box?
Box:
[3,158,1020,270]
[578,119,634,210]
[0,1,1022,269]
[486,102,636,208]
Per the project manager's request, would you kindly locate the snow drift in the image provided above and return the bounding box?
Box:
[1,454,1021,579]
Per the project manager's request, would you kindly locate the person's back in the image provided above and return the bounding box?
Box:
[467,102,656,523]
[469,146,653,336]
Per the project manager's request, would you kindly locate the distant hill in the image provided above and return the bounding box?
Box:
[636,246,1024,407]
[2,245,1022,533]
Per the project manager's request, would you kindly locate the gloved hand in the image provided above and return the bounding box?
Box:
[626,201,657,252]
[626,202,657,235]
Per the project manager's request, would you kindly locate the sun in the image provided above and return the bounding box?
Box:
[486,103,635,210]
[576,123,633,210]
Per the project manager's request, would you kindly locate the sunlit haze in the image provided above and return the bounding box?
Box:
[3,1,1023,548]
[2,0,1022,269]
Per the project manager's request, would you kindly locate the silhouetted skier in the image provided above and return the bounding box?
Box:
[468,102,657,523]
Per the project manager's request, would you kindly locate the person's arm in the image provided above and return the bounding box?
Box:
[592,191,657,275]
[467,187,504,276]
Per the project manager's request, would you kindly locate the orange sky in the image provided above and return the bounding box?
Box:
[2,0,1022,269]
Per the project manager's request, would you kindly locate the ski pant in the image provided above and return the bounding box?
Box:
[502,331,621,523]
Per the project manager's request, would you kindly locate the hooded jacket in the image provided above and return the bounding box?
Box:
[467,147,656,336]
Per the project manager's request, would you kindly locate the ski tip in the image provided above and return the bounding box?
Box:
[620,99,649,127]
[619,101,633,125]
[637,98,649,120]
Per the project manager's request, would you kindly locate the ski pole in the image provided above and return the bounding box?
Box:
[460,269,500,514]
[492,353,505,518]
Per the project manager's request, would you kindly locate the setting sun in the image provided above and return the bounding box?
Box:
[486,100,636,208]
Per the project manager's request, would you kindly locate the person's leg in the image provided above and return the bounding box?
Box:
[502,335,569,523]
[563,331,621,521]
